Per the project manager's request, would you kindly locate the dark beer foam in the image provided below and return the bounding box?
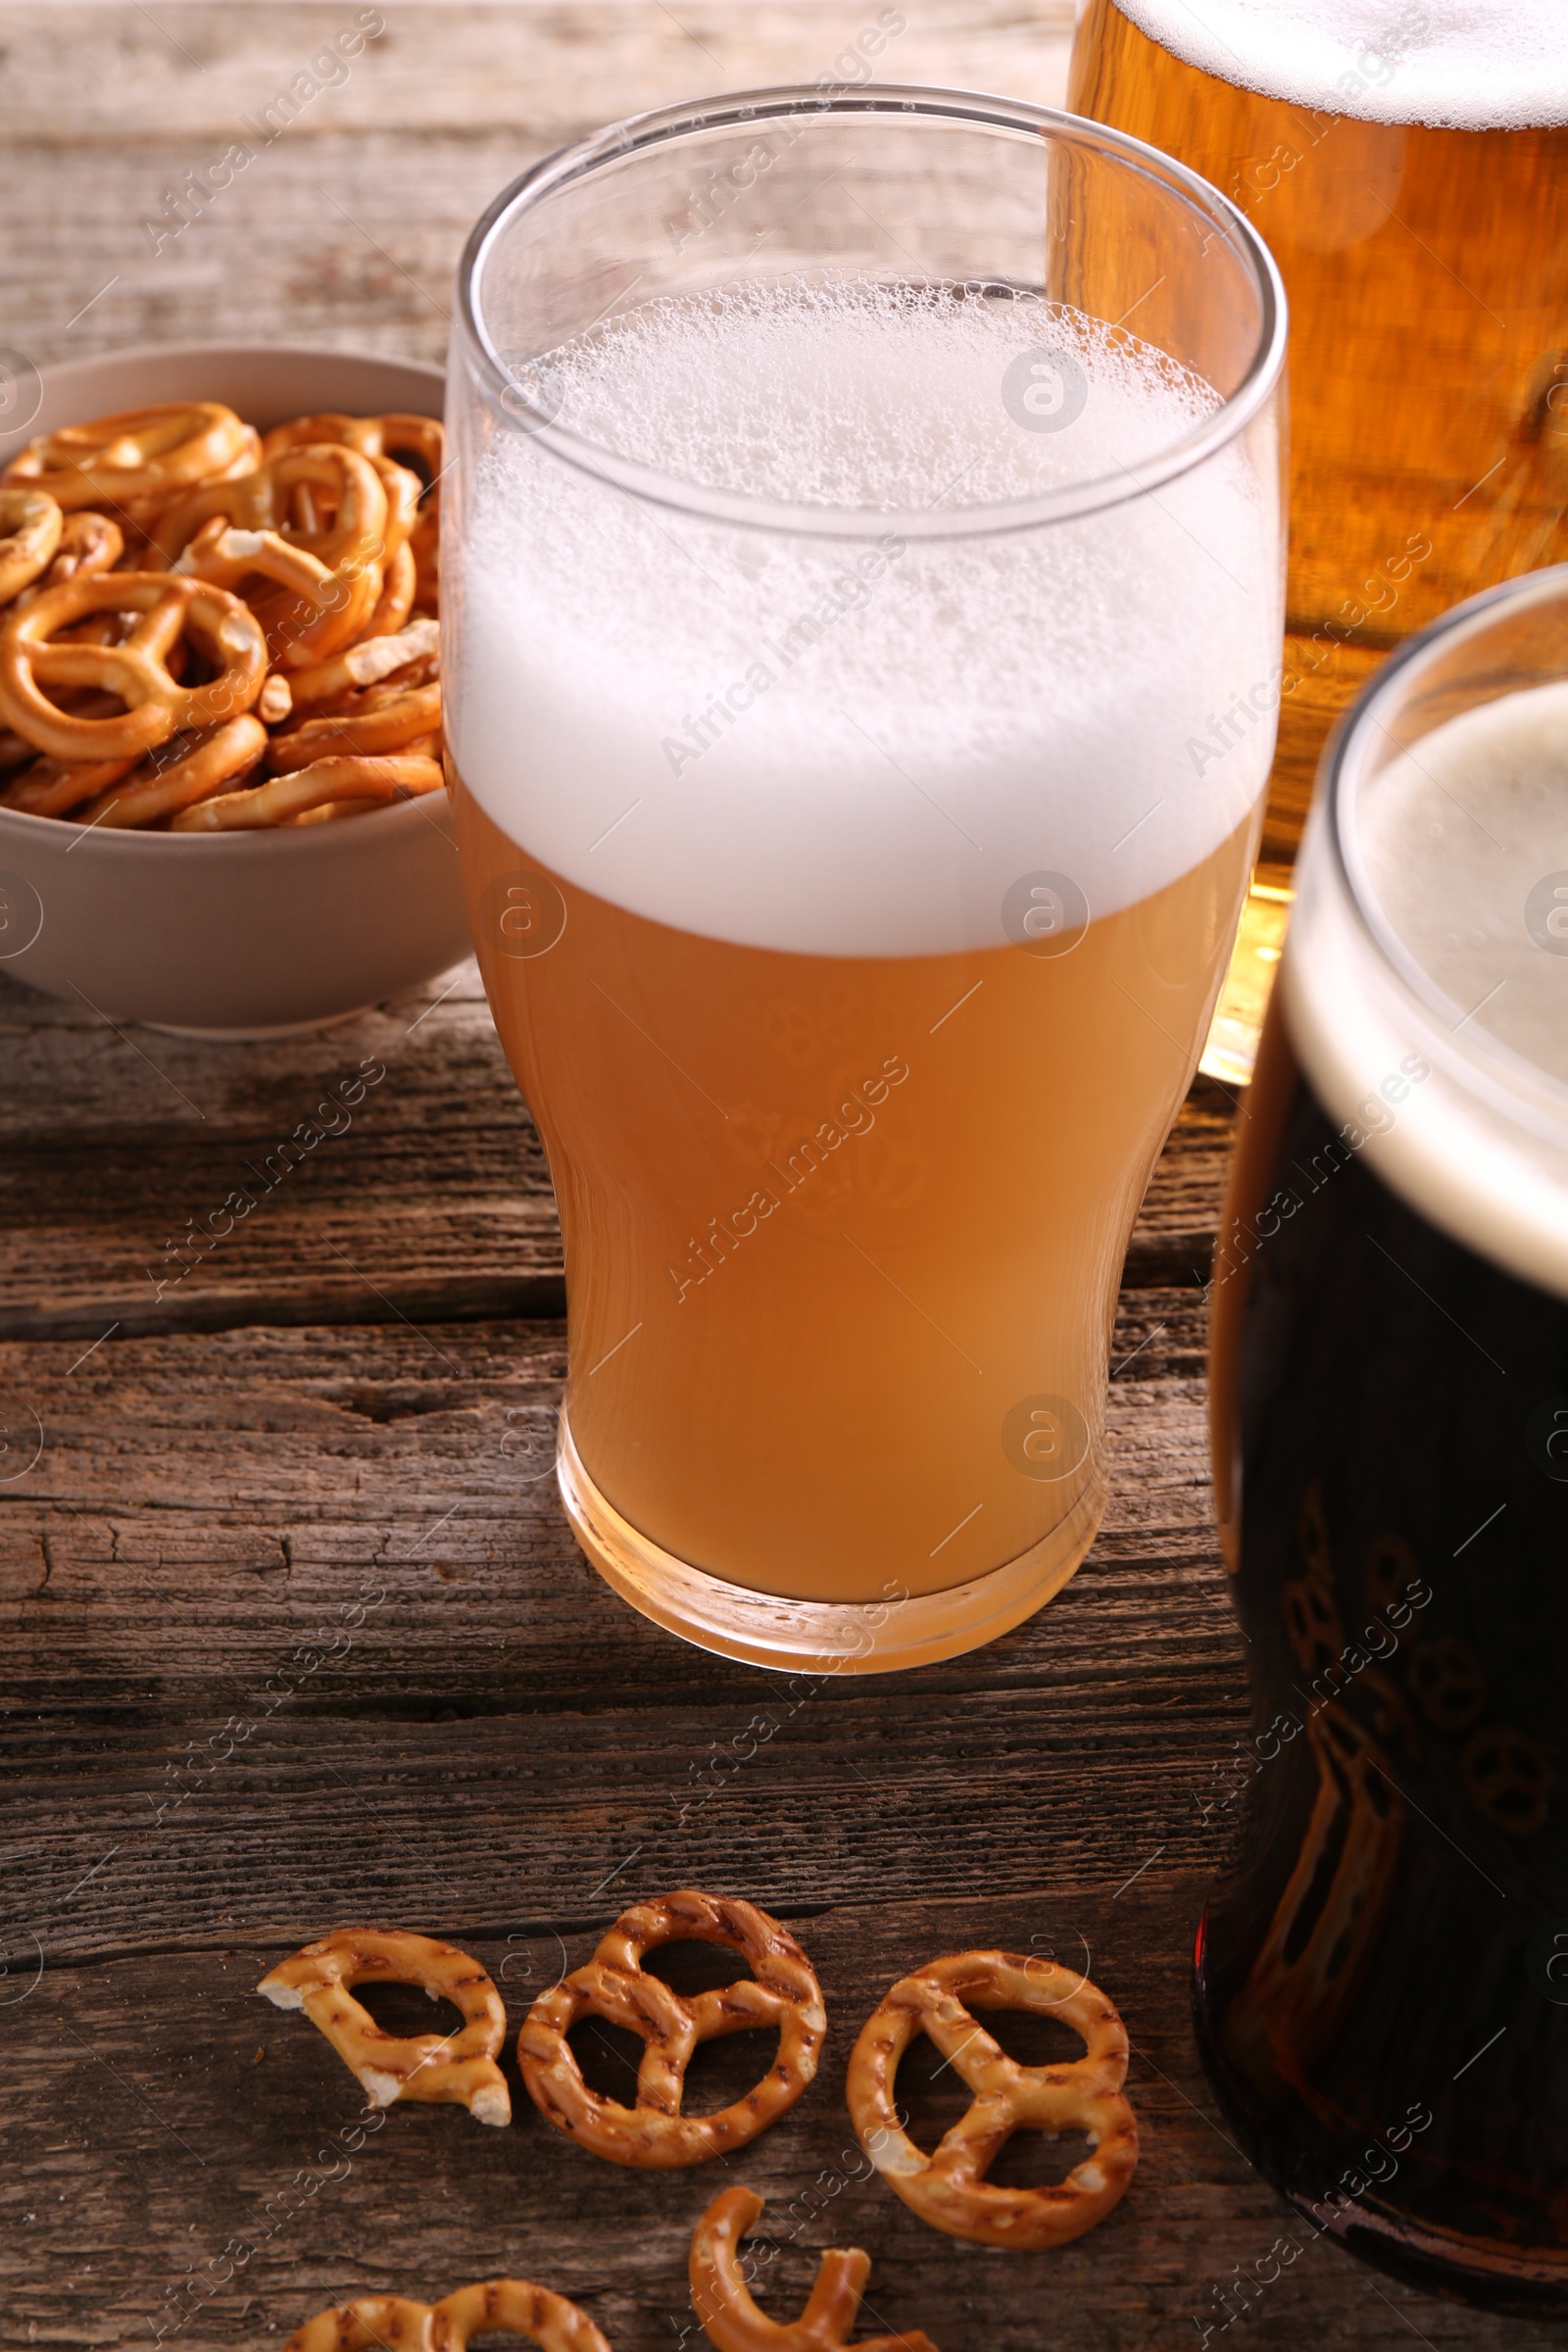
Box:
[1284,680,1568,1298]
[1357,681,1568,1090]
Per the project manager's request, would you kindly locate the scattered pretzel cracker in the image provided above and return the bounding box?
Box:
[3,401,254,512]
[517,1888,825,2169]
[258,671,294,724]
[690,2186,938,2352]
[283,2279,612,2352]
[0,751,137,819]
[258,1927,511,2126]
[846,1950,1138,2249]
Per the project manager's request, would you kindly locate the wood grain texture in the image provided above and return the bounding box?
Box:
[1,1298,1555,2349]
[0,1292,1230,1908]
[0,3,1075,377]
[4,1890,1524,2352]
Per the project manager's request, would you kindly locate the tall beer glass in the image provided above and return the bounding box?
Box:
[446,87,1286,1672]
[1070,2,1568,867]
[1201,564,1568,2310]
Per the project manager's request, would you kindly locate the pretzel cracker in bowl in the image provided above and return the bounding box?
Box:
[0,392,444,832]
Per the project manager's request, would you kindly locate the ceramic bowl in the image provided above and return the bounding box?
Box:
[0,342,468,1037]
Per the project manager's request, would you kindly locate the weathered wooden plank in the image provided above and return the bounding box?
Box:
[0,1888,1525,2352]
[0,966,1234,1337]
[0,964,564,1340]
[0,1290,1259,2022]
[0,1287,1220,1697]
[0,3,1074,379]
[0,3,1078,144]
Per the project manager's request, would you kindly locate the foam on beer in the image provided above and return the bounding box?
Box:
[453,279,1281,958]
[1285,681,1568,1295]
[1358,683,1568,1089]
[1112,0,1566,129]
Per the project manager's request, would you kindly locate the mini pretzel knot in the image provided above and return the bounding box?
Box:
[260,412,442,607]
[0,571,266,763]
[846,1951,1138,2249]
[517,1889,825,2167]
[258,1928,511,2126]
[690,2187,937,2352]
[283,2281,612,2352]
[24,509,123,598]
[284,2296,434,2352]
[432,2282,613,2350]
[0,487,63,605]
[171,751,442,830]
[4,401,254,512]
[151,440,389,577]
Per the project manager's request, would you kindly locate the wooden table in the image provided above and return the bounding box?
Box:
[0,9,1558,2348]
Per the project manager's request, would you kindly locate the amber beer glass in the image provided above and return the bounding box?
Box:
[1070,1,1568,863]
[446,88,1285,1671]
[1200,566,1568,2310]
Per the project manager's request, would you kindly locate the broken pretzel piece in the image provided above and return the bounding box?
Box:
[258,1927,510,2126]
[689,2188,937,2352]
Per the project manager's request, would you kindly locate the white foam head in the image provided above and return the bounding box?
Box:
[1112,0,1568,128]
[449,279,1282,957]
[1356,682,1568,1088]
[1286,678,1568,1294]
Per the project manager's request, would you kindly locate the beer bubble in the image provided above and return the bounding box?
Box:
[1524,872,1568,955]
[0,346,42,436]
[1524,1921,1568,2007]
[1001,871,1089,957]
[499,361,565,435]
[0,872,43,961]
[1525,1396,1568,1483]
[1001,346,1088,435]
[480,868,566,960]
[1002,1393,1089,1481]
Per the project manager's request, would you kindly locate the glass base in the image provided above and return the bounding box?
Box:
[1192,1931,1568,2317]
[557,1412,1104,1673]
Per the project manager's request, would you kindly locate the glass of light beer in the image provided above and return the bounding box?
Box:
[1070,1,1568,867]
[1201,564,1568,2309]
[446,87,1286,1671]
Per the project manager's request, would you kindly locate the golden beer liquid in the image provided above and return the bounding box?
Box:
[1070,0,1568,867]
[457,773,1254,1607]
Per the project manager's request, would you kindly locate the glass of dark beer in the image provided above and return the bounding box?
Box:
[1199,562,1568,2312]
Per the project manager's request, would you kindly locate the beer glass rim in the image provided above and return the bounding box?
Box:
[454,82,1288,543]
[1322,560,1568,1137]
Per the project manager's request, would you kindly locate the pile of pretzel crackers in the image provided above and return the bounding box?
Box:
[0,399,442,831]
